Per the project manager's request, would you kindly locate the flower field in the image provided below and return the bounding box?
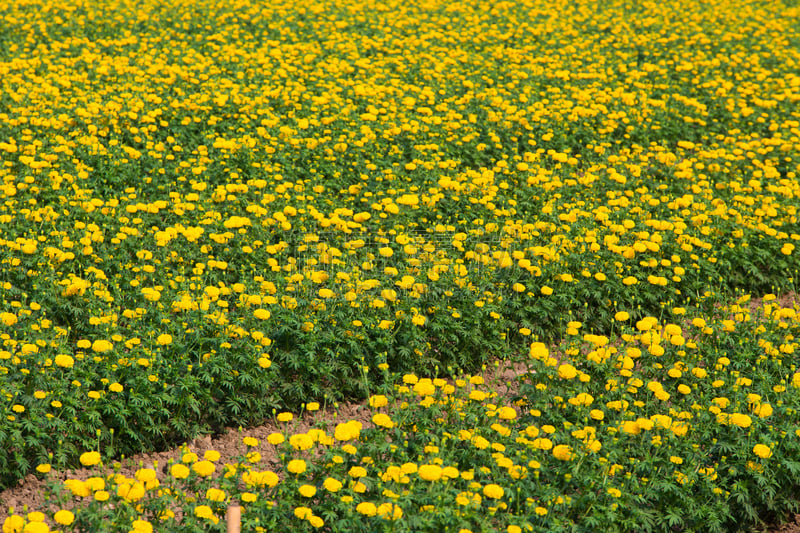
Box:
[1,0,800,530]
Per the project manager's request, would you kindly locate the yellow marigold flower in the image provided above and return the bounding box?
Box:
[401,462,418,474]
[0,312,17,326]
[472,435,490,450]
[267,432,285,445]
[372,413,395,428]
[369,395,389,408]
[483,484,504,499]
[650,414,671,429]
[356,502,378,516]
[130,519,152,533]
[323,477,343,492]
[469,390,487,401]
[529,342,548,360]
[442,466,459,479]
[53,510,74,526]
[91,340,113,353]
[135,468,157,484]
[118,482,145,502]
[418,464,443,481]
[287,459,307,475]
[194,505,218,524]
[377,502,403,520]
[206,488,226,501]
[348,466,367,478]
[141,288,161,302]
[413,379,436,396]
[557,364,577,379]
[242,470,279,487]
[79,451,101,467]
[753,403,773,418]
[294,506,313,520]
[299,484,316,497]
[497,406,517,420]
[334,420,362,441]
[192,460,216,477]
[3,515,24,533]
[729,413,752,428]
[402,374,418,384]
[156,334,172,345]
[712,397,730,408]
[85,477,104,492]
[307,429,328,443]
[55,354,74,368]
[253,308,271,320]
[753,444,772,459]
[290,433,314,451]
[170,464,190,479]
[553,444,572,461]
[491,423,511,437]
[621,421,641,435]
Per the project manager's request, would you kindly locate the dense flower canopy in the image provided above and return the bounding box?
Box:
[1,0,800,530]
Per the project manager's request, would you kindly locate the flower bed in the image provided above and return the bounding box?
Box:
[1,0,800,529]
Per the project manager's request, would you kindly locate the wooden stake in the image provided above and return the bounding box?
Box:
[226,504,241,533]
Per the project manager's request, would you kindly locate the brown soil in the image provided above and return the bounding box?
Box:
[2,297,799,532]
